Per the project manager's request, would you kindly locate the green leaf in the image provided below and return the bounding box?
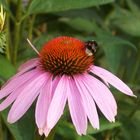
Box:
[0,32,6,53]
[109,7,140,36]
[1,109,23,140]
[60,18,95,33]
[0,55,16,80]
[113,15,140,36]
[0,0,7,8]
[56,8,96,19]
[0,0,11,14]
[126,0,140,15]
[76,135,96,140]
[121,112,140,140]
[96,33,136,73]
[1,106,36,140]
[57,121,77,139]
[28,0,114,15]
[87,119,121,134]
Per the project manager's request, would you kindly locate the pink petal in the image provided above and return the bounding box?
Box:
[18,58,39,72]
[67,77,87,135]
[74,76,99,129]
[0,69,40,100]
[35,74,52,129]
[7,73,47,123]
[39,128,44,136]
[51,76,61,94]
[38,76,61,136]
[90,66,135,97]
[0,83,27,111]
[43,126,51,137]
[47,76,67,129]
[82,74,117,122]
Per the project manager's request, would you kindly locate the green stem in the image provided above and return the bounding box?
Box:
[0,115,4,140]
[28,15,36,40]
[13,22,21,65]
[5,13,11,61]
[103,130,111,140]
[19,0,33,23]
[12,0,22,65]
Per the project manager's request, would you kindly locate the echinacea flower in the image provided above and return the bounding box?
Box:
[0,36,135,136]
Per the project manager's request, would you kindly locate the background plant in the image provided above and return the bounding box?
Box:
[0,0,139,140]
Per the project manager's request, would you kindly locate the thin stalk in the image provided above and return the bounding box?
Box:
[5,13,11,61]
[0,115,4,140]
[28,15,36,40]
[103,130,111,140]
[20,0,33,23]
[5,0,16,22]
[13,22,21,65]
[12,0,22,65]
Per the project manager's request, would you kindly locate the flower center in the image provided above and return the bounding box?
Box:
[39,36,94,76]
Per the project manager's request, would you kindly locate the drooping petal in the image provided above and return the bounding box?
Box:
[18,58,39,72]
[51,76,61,94]
[38,76,61,136]
[0,71,46,111]
[35,74,52,130]
[43,126,51,137]
[82,74,117,122]
[47,76,67,129]
[0,83,26,111]
[67,77,87,135]
[0,69,40,100]
[38,128,44,136]
[90,66,135,97]
[7,72,47,123]
[74,76,99,129]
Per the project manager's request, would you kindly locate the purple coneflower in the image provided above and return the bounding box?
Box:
[0,36,135,136]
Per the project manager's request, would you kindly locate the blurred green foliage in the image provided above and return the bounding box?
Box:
[0,0,140,140]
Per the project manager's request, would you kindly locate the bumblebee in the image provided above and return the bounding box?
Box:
[84,40,98,56]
